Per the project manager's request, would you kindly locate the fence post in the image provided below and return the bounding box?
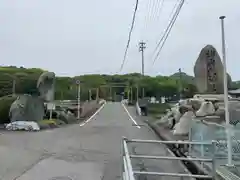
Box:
[188,119,193,155]
[212,140,217,179]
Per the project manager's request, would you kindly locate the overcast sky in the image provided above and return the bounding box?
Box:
[0,0,239,80]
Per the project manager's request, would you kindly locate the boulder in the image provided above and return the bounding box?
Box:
[9,94,45,122]
[196,101,215,117]
[37,72,55,101]
[173,108,182,123]
[189,98,204,111]
[55,110,77,124]
[173,111,195,135]
[8,71,56,123]
[179,105,193,114]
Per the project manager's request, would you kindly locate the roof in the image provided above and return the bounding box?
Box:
[229,89,240,94]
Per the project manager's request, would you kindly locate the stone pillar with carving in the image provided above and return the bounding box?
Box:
[194,45,224,94]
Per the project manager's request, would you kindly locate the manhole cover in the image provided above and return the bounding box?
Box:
[48,177,73,180]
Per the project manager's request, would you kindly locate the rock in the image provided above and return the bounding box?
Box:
[173,111,195,135]
[178,99,189,106]
[6,121,40,131]
[9,94,45,122]
[9,71,56,124]
[215,108,225,119]
[179,105,193,114]
[37,72,55,101]
[167,117,175,129]
[194,45,225,93]
[196,101,215,117]
[173,108,182,123]
[189,98,204,111]
[56,110,77,124]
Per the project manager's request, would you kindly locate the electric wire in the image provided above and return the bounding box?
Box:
[119,0,139,72]
[151,0,181,59]
[152,0,184,66]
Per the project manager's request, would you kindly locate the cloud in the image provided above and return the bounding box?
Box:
[0,0,239,80]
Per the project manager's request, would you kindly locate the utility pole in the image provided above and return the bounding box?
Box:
[139,41,146,98]
[12,79,16,95]
[96,88,99,100]
[136,85,139,102]
[110,86,112,101]
[76,80,81,119]
[130,87,133,103]
[179,68,183,100]
[139,41,146,75]
[220,15,232,166]
[61,90,63,100]
[89,89,92,101]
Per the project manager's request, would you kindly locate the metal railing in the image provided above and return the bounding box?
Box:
[189,119,240,165]
[189,118,240,179]
[122,137,217,180]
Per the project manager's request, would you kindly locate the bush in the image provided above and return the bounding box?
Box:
[148,103,171,115]
[0,95,17,124]
[38,119,58,129]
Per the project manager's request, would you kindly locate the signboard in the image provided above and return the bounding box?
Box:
[47,102,56,110]
[150,97,156,103]
[161,97,166,104]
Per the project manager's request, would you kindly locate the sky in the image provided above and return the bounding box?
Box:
[0,0,239,80]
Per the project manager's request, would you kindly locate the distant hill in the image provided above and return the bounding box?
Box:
[170,71,238,89]
[170,72,195,84]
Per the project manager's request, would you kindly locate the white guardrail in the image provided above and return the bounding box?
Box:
[122,137,217,180]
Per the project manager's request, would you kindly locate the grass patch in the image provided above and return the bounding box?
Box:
[0,95,17,124]
[38,119,66,129]
[147,103,171,119]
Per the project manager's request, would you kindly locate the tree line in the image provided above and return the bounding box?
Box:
[0,66,239,101]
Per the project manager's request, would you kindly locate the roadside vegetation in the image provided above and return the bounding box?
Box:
[147,103,171,119]
[0,66,238,124]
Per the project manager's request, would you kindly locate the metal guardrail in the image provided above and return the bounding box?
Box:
[122,137,217,180]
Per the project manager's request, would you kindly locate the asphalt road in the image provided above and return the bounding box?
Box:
[0,102,189,180]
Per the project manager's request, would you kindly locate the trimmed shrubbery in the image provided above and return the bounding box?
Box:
[0,95,17,124]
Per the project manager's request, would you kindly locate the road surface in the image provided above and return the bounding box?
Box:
[0,102,189,180]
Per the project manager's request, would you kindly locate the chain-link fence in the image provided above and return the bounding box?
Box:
[189,119,240,167]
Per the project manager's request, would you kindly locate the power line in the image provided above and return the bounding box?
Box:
[151,0,181,60]
[153,0,165,22]
[119,0,139,72]
[152,0,184,66]
[141,0,151,38]
[142,0,165,40]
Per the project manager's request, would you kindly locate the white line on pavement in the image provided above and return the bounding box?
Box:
[79,102,106,127]
[121,103,141,129]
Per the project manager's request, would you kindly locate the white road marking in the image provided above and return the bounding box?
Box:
[79,102,106,127]
[121,103,141,129]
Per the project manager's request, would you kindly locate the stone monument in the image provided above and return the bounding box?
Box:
[9,72,56,122]
[194,45,224,93]
[37,72,55,102]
